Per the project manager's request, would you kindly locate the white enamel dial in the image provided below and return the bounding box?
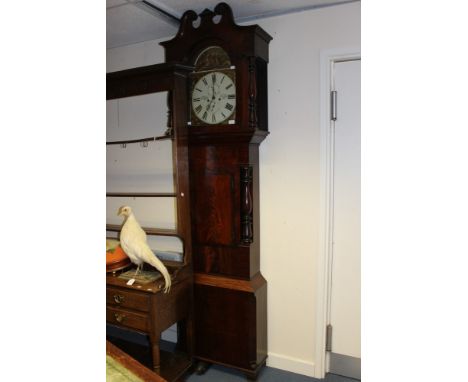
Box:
[191,71,236,124]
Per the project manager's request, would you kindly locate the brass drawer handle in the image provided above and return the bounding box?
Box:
[114,313,126,323]
[113,294,125,304]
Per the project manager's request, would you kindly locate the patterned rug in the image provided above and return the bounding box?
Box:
[106,355,144,382]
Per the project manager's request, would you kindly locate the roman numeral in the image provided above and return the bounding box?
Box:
[228,94,235,99]
[212,114,216,123]
[193,97,201,102]
[202,78,208,86]
[225,103,233,111]
[222,112,227,119]
[195,105,202,113]
[195,88,202,92]
[221,76,225,83]
[212,73,216,83]
[225,84,233,90]
[203,111,207,120]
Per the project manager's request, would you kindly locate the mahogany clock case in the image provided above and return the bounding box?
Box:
[161,3,272,379]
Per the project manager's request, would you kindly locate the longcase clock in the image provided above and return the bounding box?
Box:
[161,3,272,379]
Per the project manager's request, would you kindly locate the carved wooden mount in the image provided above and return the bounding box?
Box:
[176,2,235,40]
[161,3,272,65]
[248,56,257,128]
[240,166,253,244]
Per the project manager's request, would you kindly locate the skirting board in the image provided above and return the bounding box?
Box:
[329,352,360,380]
[266,352,315,378]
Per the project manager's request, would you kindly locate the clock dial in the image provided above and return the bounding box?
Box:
[192,71,236,125]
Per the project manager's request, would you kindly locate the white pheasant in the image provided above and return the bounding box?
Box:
[118,205,171,293]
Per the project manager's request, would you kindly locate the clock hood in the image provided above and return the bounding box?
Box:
[160,2,272,64]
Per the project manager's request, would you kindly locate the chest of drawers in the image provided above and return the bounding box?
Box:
[106,270,192,381]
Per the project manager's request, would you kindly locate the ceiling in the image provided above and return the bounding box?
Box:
[107,0,357,49]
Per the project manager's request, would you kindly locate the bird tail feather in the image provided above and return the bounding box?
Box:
[146,249,172,293]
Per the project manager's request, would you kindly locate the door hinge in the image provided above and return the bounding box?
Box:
[331,90,337,121]
[326,324,333,352]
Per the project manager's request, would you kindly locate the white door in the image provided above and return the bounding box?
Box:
[328,59,361,379]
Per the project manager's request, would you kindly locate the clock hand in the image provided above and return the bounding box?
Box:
[211,80,220,112]
[211,93,219,112]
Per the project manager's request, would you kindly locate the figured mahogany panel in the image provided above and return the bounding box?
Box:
[188,138,266,278]
[190,143,247,171]
[193,245,250,277]
[190,143,246,247]
[192,173,234,245]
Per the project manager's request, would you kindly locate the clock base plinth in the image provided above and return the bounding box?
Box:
[193,273,267,376]
[245,358,267,381]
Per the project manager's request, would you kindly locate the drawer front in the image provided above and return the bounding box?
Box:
[106,306,149,333]
[106,287,151,312]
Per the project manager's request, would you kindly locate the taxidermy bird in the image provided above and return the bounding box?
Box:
[118,205,171,293]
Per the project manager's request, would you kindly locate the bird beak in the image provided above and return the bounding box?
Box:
[117,207,123,216]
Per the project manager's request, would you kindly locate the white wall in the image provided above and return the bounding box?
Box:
[106,2,360,377]
[257,3,360,377]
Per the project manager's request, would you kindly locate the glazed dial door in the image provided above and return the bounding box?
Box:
[192,71,236,125]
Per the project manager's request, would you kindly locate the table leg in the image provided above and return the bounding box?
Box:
[150,334,161,373]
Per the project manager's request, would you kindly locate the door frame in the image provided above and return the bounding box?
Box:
[315,47,361,379]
